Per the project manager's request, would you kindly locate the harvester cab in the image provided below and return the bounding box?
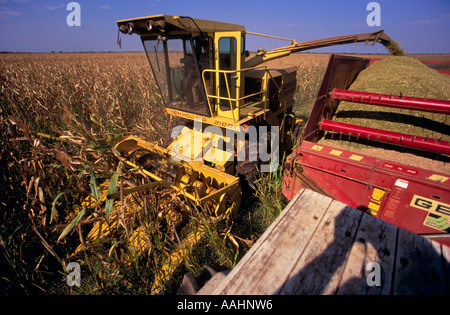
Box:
[118,15,245,121]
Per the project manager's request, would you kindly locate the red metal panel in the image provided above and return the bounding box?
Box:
[302,55,371,142]
[330,88,450,114]
[319,119,450,155]
[283,140,450,246]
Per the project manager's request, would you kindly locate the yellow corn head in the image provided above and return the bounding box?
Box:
[66,135,240,293]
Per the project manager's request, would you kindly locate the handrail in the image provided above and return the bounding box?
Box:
[201,66,270,122]
[222,71,236,121]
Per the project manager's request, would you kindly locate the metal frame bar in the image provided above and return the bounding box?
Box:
[319,119,450,155]
[330,88,450,115]
[201,66,270,122]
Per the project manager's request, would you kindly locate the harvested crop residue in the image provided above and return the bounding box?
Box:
[334,56,450,140]
[319,56,450,173]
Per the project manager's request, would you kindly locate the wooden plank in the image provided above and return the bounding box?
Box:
[335,213,397,295]
[211,191,302,293]
[442,245,450,295]
[210,191,304,295]
[277,201,362,295]
[211,189,333,295]
[393,228,447,294]
[210,188,450,295]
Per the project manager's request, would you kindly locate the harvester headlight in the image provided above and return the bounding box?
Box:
[156,20,166,32]
[126,22,134,34]
[119,25,128,34]
[146,20,155,31]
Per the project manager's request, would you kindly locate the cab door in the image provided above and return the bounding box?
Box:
[214,32,243,121]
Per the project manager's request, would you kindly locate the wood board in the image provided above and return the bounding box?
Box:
[210,189,450,295]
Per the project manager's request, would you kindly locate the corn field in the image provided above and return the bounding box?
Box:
[0,52,174,294]
[265,54,329,119]
[0,52,327,294]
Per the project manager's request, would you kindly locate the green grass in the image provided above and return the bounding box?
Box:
[248,166,287,231]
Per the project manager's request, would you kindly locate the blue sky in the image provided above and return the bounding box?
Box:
[0,0,449,53]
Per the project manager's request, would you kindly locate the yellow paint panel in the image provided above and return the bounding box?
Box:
[372,188,385,201]
[368,202,380,215]
[367,188,385,217]
[330,149,343,156]
[311,145,323,151]
[349,154,363,161]
[427,174,449,183]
